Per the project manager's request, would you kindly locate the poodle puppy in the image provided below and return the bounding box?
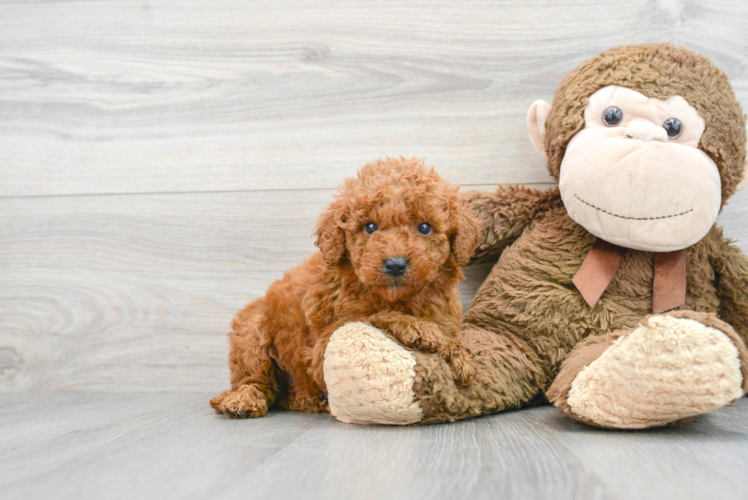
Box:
[210,157,481,418]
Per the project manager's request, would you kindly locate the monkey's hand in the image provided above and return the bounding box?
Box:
[366,312,477,386]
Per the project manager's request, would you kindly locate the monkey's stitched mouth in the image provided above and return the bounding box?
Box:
[574,194,694,221]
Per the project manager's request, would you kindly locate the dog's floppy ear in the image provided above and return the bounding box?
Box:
[314,199,348,266]
[450,197,482,267]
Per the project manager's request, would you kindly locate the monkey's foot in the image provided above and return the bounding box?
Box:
[210,385,269,419]
[323,322,423,425]
[555,312,746,429]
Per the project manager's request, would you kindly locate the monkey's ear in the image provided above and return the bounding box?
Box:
[737,159,748,190]
[314,202,347,266]
[527,99,552,157]
[450,202,482,267]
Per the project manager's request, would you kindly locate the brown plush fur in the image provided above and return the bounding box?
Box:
[394,44,748,425]
[210,157,481,418]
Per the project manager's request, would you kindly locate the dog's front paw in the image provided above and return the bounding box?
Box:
[448,344,478,386]
[210,385,269,419]
[392,320,442,352]
[391,321,477,385]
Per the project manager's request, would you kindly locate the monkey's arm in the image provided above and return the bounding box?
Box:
[711,230,748,342]
[463,185,561,264]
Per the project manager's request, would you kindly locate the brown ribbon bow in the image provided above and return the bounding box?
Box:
[572,238,686,313]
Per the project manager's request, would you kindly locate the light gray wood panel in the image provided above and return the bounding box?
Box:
[0,393,746,500]
[1,185,747,393]
[0,185,493,392]
[1,0,747,196]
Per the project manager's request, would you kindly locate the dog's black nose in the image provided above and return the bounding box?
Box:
[383,257,409,277]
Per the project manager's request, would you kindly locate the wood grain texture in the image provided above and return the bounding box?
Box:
[0,186,495,392]
[1,0,748,393]
[0,0,747,196]
[1,186,746,392]
[0,393,746,500]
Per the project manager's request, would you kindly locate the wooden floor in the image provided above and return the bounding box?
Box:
[2,2,748,499]
[1,394,747,500]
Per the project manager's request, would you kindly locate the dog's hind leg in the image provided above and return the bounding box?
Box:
[210,315,280,419]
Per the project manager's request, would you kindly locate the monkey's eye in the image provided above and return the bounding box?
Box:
[364,222,378,235]
[417,222,432,236]
[603,106,623,126]
[663,118,683,139]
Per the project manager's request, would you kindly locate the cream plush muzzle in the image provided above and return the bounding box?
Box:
[558,86,721,252]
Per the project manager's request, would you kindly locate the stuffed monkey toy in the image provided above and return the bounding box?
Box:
[322,44,748,428]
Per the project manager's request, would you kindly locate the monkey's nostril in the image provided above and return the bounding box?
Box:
[383,257,409,277]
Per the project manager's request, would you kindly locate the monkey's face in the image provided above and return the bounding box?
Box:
[558,85,721,252]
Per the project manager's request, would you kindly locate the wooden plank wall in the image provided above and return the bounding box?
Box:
[1,0,747,392]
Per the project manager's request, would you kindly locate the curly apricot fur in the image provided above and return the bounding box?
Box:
[210,157,482,417]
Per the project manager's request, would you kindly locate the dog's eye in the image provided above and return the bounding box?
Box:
[417,222,432,236]
[364,222,378,235]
